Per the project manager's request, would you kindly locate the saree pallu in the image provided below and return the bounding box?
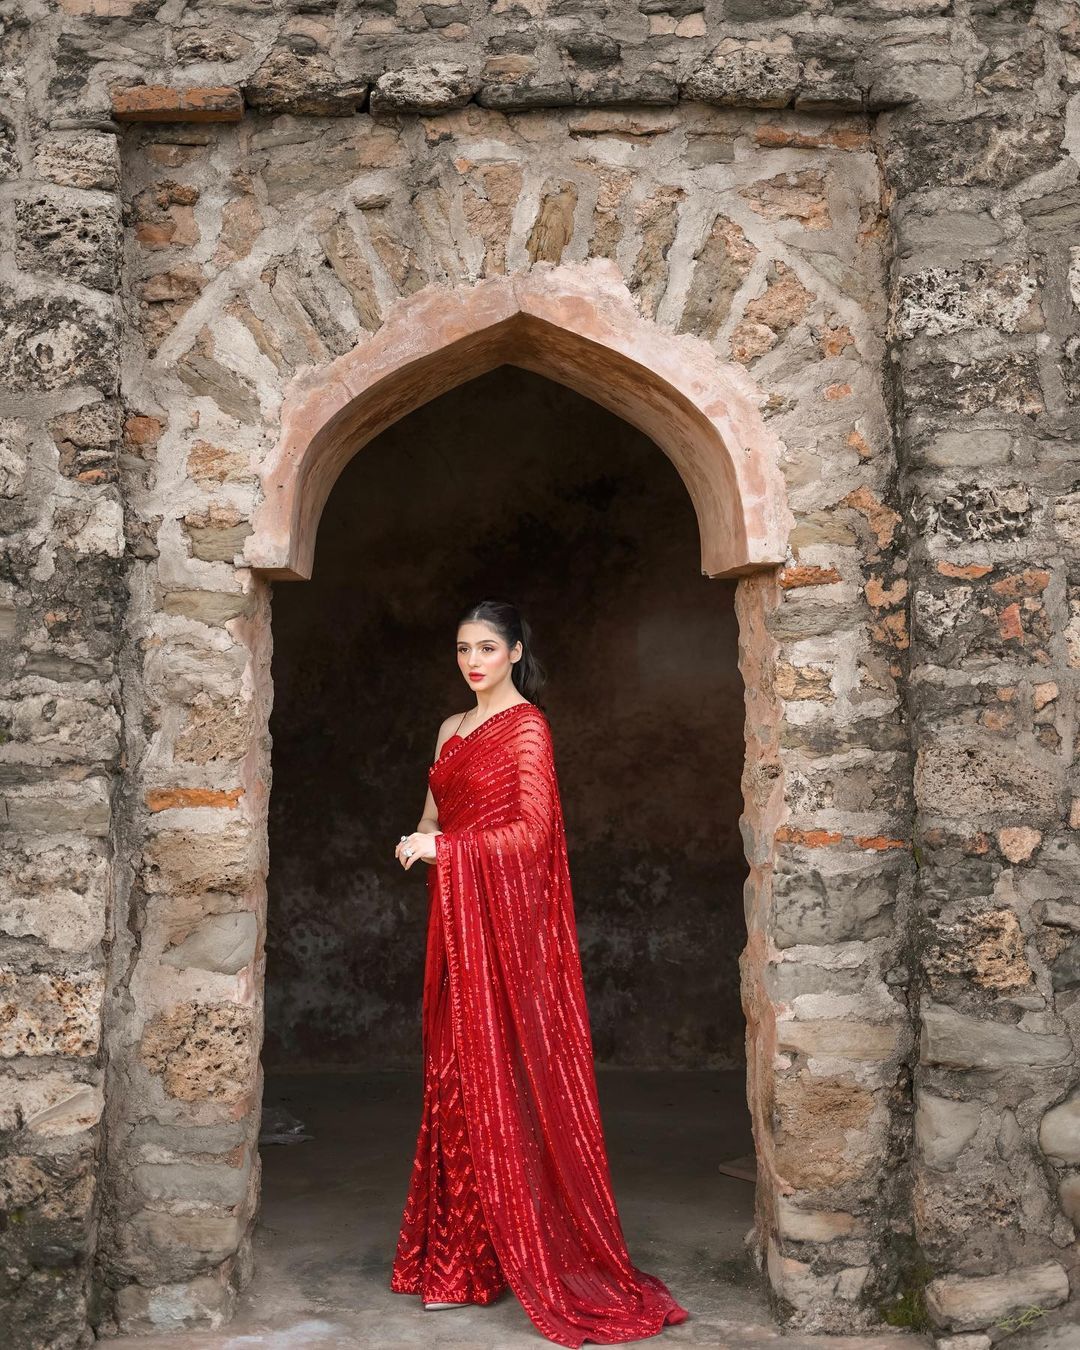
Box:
[390,701,688,1347]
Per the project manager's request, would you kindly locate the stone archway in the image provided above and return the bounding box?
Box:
[245,260,793,582]
[105,221,911,1337]
[245,258,796,1312]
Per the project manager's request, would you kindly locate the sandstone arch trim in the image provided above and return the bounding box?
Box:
[245,260,793,581]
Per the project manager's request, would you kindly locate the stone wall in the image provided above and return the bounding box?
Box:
[0,0,1077,1345]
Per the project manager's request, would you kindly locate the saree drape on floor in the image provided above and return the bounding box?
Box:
[390,702,688,1347]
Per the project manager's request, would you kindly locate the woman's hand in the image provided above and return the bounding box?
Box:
[395,831,437,870]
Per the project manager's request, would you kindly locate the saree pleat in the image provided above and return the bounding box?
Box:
[390,701,688,1347]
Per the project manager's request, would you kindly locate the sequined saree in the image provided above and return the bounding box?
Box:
[390,701,688,1347]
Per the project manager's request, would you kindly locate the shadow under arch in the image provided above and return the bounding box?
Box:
[246,259,793,582]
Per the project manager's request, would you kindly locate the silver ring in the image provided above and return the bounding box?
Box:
[399,834,408,842]
[403,846,414,858]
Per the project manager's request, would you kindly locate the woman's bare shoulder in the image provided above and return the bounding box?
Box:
[437,711,468,738]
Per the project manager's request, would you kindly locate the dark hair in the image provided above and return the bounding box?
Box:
[456,599,546,706]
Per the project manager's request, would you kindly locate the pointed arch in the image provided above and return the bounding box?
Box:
[245,260,793,581]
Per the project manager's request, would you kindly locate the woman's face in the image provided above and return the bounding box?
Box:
[456,621,521,694]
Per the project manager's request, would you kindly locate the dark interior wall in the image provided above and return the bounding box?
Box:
[265,367,746,1071]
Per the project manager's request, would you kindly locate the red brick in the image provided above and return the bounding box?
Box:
[779,564,842,589]
[146,787,244,812]
[111,85,243,123]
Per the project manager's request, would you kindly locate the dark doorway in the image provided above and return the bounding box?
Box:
[255,367,758,1340]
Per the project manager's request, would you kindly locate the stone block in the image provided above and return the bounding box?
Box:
[739,168,830,230]
[903,355,1043,424]
[0,1071,103,1137]
[48,399,122,481]
[915,1091,983,1170]
[186,439,252,484]
[925,1261,1068,1332]
[920,1003,1072,1071]
[867,55,965,109]
[639,0,702,13]
[182,510,253,564]
[371,62,479,113]
[562,33,621,68]
[774,1075,876,1193]
[764,960,866,1003]
[772,852,902,947]
[0,418,28,498]
[133,1155,252,1208]
[929,486,1035,548]
[895,207,1004,257]
[777,1018,899,1061]
[161,591,255,625]
[242,50,368,116]
[683,51,802,107]
[15,192,121,292]
[1059,1172,1080,1225]
[1051,938,1080,991]
[173,693,253,766]
[926,908,1033,993]
[0,970,103,1058]
[0,778,111,835]
[117,1209,247,1281]
[56,493,124,557]
[0,1150,95,1219]
[1039,1089,1080,1165]
[175,339,262,422]
[138,1001,257,1103]
[161,911,258,974]
[0,117,18,180]
[1,690,120,763]
[0,288,119,394]
[129,1119,250,1155]
[33,132,120,191]
[142,824,255,896]
[114,1272,237,1334]
[886,115,1062,195]
[0,838,109,953]
[259,130,402,202]
[775,1196,863,1241]
[678,211,757,340]
[915,737,1059,818]
[766,1238,869,1311]
[475,78,575,110]
[893,263,1039,340]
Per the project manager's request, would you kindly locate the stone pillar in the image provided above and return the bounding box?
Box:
[882,6,1078,1336]
[0,75,125,1350]
[89,101,272,1332]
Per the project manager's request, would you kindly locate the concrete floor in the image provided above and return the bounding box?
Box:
[107,1069,928,1349]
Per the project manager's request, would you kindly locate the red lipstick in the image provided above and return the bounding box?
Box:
[469,672,484,681]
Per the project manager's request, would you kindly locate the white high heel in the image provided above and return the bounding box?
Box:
[423,1300,465,1310]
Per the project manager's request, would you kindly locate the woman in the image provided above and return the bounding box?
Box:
[389,599,689,1348]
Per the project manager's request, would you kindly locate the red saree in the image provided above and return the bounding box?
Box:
[390,701,688,1346]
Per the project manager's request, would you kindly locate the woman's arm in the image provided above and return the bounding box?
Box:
[415,783,440,839]
[404,715,464,866]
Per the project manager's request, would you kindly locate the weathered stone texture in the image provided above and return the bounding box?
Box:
[0,971,103,1057]
[139,1002,257,1103]
[0,290,119,393]
[14,192,122,291]
[3,0,1079,1341]
[0,68,125,1349]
